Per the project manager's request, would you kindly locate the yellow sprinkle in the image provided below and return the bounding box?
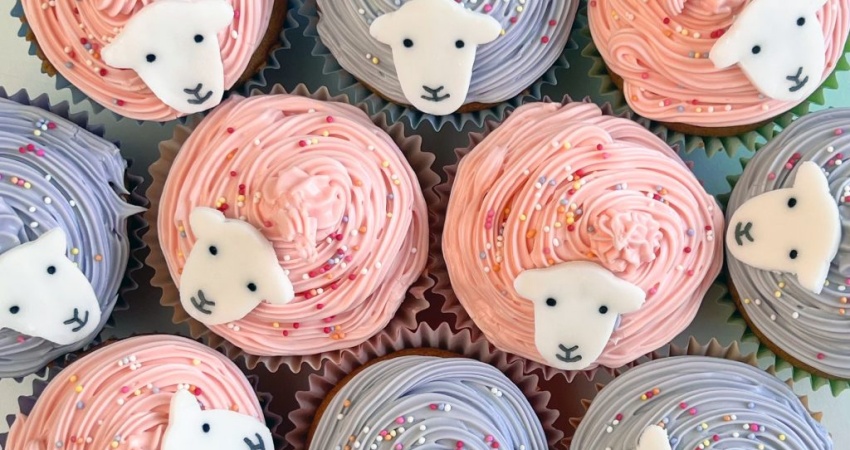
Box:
[371,57,379,64]
[563,142,572,150]
[381,160,390,168]
[774,291,782,298]
[779,435,786,441]
[519,214,527,221]
[192,359,201,366]
[134,390,141,396]
[778,282,786,288]
[69,375,78,383]
[75,385,84,393]
[272,322,280,328]
[744,298,751,304]
[111,441,119,448]
[322,131,329,137]
[23,182,31,189]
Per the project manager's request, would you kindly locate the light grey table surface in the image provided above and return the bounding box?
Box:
[0,0,849,448]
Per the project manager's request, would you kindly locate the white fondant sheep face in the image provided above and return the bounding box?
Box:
[636,425,672,450]
[370,0,501,116]
[179,207,294,325]
[0,229,100,345]
[162,390,273,450]
[726,161,840,294]
[513,261,645,371]
[710,0,827,102]
[102,0,234,114]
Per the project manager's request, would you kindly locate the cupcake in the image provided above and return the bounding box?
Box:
[726,107,850,381]
[310,0,579,117]
[0,93,144,379]
[588,0,850,136]
[4,335,280,450]
[288,323,562,449]
[146,85,433,372]
[17,0,288,121]
[441,100,724,377]
[571,339,832,449]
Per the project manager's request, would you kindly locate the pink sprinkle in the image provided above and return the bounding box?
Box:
[648,287,658,295]
[18,147,25,154]
[549,19,557,26]
[713,435,720,442]
[16,336,25,343]
[121,386,130,393]
[767,172,776,180]
[484,4,492,12]
[233,9,240,19]
[456,441,464,449]
[293,322,300,329]
[429,404,438,410]
[47,122,56,130]
[541,36,550,44]
[194,387,203,396]
[35,150,45,157]
[615,413,623,421]
[641,72,649,79]
[380,430,388,437]
[282,330,289,336]
[298,140,308,147]
[689,408,697,415]
[316,303,325,310]
[836,128,844,136]
[326,116,334,123]
[750,424,759,431]
[485,435,494,443]
[491,443,500,449]
[817,353,826,360]
[396,417,405,424]
[226,127,235,134]
[596,144,604,151]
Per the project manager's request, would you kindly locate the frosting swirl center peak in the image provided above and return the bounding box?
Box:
[591,210,662,274]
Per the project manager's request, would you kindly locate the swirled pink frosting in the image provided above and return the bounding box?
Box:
[588,0,849,128]
[442,102,724,370]
[20,0,274,122]
[158,94,428,357]
[6,335,265,450]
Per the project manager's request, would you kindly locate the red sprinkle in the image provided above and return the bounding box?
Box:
[226,127,235,134]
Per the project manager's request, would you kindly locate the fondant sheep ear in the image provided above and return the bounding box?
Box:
[637,425,672,450]
[189,207,227,239]
[601,276,646,314]
[794,159,830,191]
[709,34,740,69]
[169,390,202,420]
[807,0,829,9]
[101,39,132,69]
[34,228,68,256]
[465,12,502,44]
[513,269,547,301]
[369,12,398,45]
[195,0,236,31]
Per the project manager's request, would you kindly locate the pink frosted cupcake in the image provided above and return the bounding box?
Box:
[146,85,434,372]
[441,100,724,378]
[588,0,850,136]
[5,335,280,450]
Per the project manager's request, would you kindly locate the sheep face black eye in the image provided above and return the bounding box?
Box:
[455,40,465,49]
[208,245,218,256]
[146,54,156,63]
[403,38,414,48]
[545,298,557,307]
[599,305,609,315]
[9,306,19,315]
[202,423,210,433]
[47,266,56,275]
[247,282,257,292]
[788,197,797,208]
[797,17,806,26]
[790,250,799,260]
[194,34,204,43]
[752,45,761,55]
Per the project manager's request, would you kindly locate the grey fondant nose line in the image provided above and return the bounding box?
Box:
[734,221,755,246]
[421,85,450,102]
[63,308,90,332]
[787,67,809,93]
[556,344,582,363]
[244,433,266,450]
[190,290,215,315]
[184,83,214,105]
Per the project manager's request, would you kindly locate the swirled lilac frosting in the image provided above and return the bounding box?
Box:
[727,108,850,380]
[309,355,547,450]
[316,0,578,108]
[572,356,832,450]
[0,98,143,378]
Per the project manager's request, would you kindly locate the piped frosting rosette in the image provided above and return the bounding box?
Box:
[569,338,832,450]
[441,101,724,378]
[587,0,849,133]
[147,85,433,372]
[0,93,144,379]
[726,107,850,382]
[16,0,281,121]
[3,335,280,450]
[287,323,562,449]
